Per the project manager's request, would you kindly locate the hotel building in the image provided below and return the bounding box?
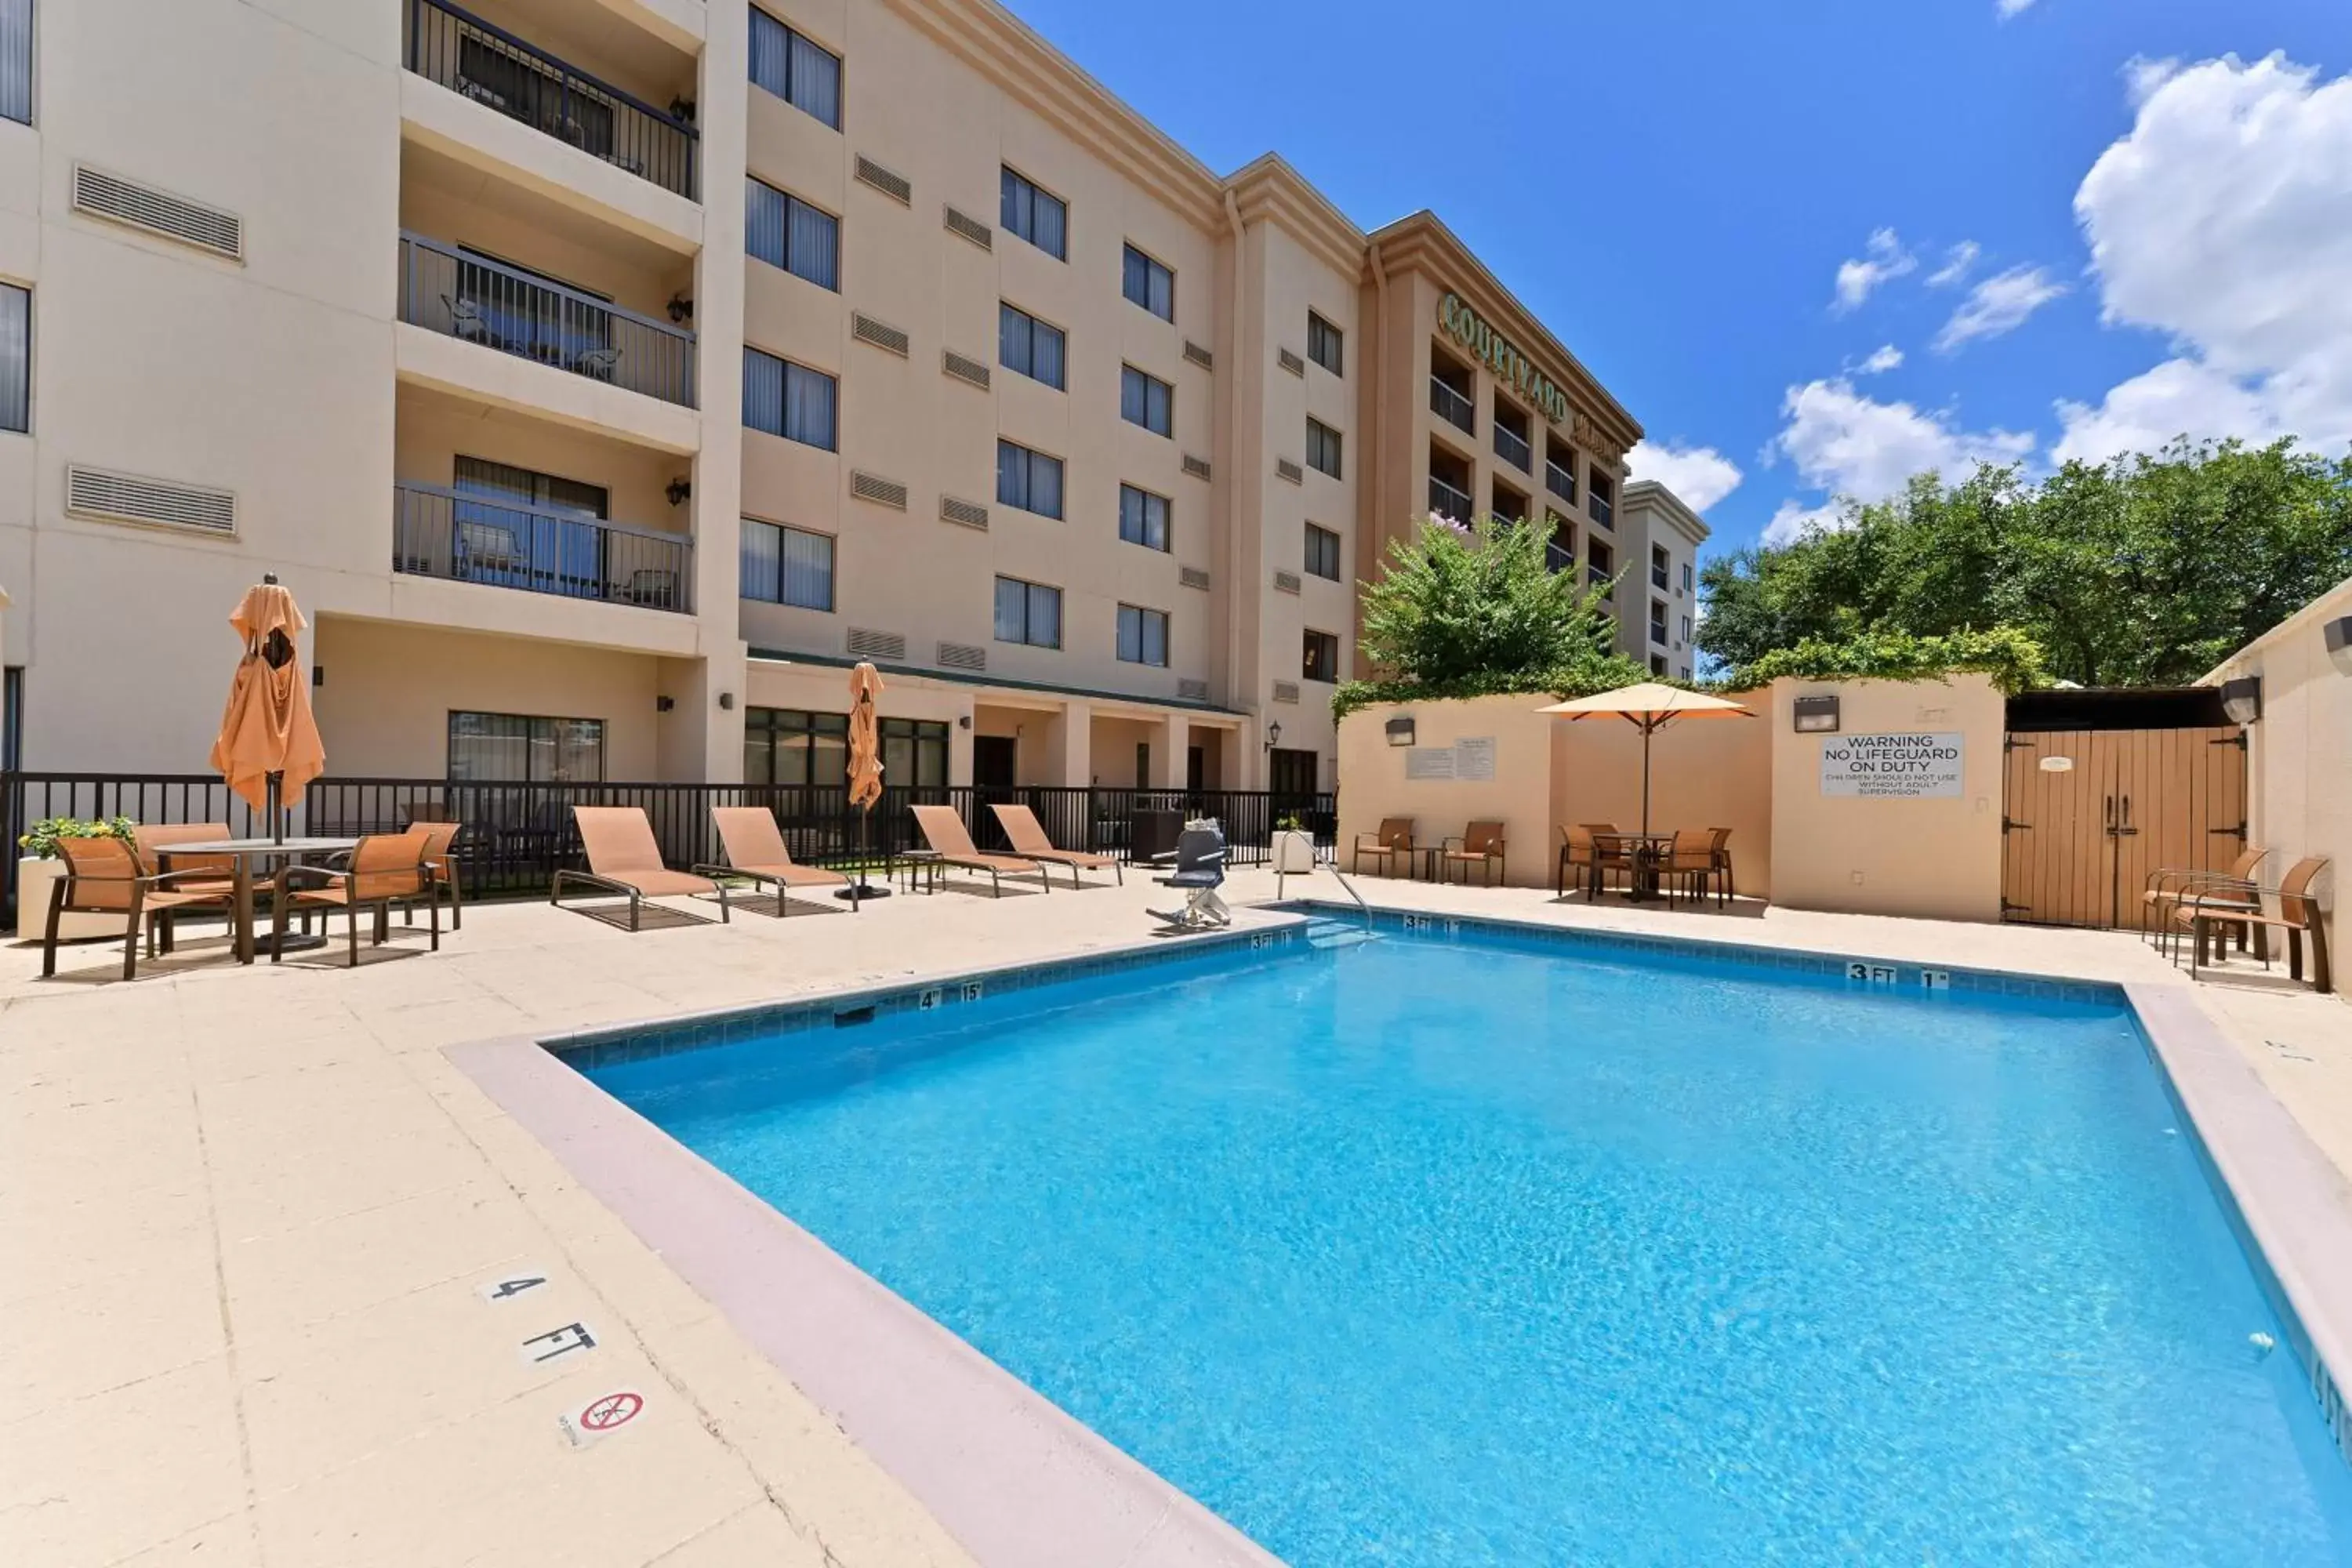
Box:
[0,0,1664,800]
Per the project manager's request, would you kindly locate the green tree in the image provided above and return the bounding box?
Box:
[1359,514,1624,683]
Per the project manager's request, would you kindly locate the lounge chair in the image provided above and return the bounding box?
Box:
[695,806,854,913]
[2173,857,2332,993]
[271,830,441,967]
[1149,822,1230,931]
[552,806,731,930]
[1439,822,1507,886]
[991,803,1123,887]
[1352,817,1414,877]
[909,804,1051,897]
[42,834,236,982]
[2143,847,2267,946]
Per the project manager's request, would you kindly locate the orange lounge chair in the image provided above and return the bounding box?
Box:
[909,804,1051,897]
[990,803,1122,887]
[696,806,854,913]
[552,806,731,930]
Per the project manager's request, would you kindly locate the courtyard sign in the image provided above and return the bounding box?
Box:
[1438,292,1571,424]
[1819,732,1965,799]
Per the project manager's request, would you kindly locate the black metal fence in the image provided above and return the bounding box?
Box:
[2,773,1337,924]
[394,484,695,614]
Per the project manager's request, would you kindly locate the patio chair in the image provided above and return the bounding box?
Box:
[1581,823,1635,898]
[409,819,464,932]
[552,806,731,931]
[270,829,441,968]
[695,806,853,914]
[41,834,236,982]
[1661,829,1724,909]
[133,822,238,953]
[909,804,1052,897]
[2173,857,2332,993]
[575,346,621,380]
[1557,824,1602,900]
[442,294,491,344]
[1352,817,1414,877]
[1439,822,1507,887]
[991,803,1123,887]
[1149,822,1230,931]
[2143,846,2267,948]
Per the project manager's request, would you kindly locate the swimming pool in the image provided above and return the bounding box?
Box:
[585,921,2352,1565]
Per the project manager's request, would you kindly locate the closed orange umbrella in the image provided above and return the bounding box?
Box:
[840,661,886,902]
[209,575,325,836]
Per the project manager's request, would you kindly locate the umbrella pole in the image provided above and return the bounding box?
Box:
[1640,723,1653,838]
[267,771,285,846]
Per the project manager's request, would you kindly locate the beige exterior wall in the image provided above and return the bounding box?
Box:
[1617,481,1708,678]
[2206,575,2350,995]
[1551,694,1773,897]
[1337,695,1557,888]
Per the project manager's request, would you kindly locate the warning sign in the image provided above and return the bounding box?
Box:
[558,1389,645,1449]
[1819,732,1965,798]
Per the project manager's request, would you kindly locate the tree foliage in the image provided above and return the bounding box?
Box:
[1697,439,2352,688]
[1726,626,2049,695]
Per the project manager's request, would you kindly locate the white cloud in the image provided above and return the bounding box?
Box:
[1764,379,2034,544]
[1762,500,1848,546]
[1857,344,1904,375]
[1996,0,2038,19]
[1831,228,1915,313]
[1626,440,1744,510]
[1926,241,1981,289]
[1933,264,2069,351]
[2060,53,2352,463]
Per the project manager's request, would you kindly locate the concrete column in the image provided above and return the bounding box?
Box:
[686,1,749,783]
[1152,712,1190,789]
[1054,700,1093,787]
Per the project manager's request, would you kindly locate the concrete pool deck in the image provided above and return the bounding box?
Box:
[3,870,2347,1566]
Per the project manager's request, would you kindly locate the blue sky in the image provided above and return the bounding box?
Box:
[1008,0,2352,562]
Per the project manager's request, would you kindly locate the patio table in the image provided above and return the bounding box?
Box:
[1592,831,1676,902]
[160,837,359,964]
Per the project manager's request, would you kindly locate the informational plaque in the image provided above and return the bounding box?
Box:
[1405,747,1456,781]
[1819,733,1965,798]
[1454,737,1497,781]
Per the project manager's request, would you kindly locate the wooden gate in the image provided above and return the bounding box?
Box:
[2000,727,2246,930]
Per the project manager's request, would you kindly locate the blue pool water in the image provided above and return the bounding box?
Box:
[589,928,2352,1565]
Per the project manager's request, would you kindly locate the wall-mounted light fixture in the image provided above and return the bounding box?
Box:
[718,691,736,711]
[311,665,325,688]
[1263,720,1283,752]
[665,478,692,506]
[666,292,695,323]
[2325,615,2352,677]
[1385,717,1416,747]
[655,695,675,713]
[958,714,972,729]
[2220,675,2262,725]
[1792,694,1840,734]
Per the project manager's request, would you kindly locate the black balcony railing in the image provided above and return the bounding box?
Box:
[1546,459,1577,504]
[1544,541,1576,575]
[1493,423,1531,473]
[1429,376,1475,434]
[1428,475,1473,522]
[398,232,697,408]
[405,0,698,199]
[2,775,1338,925]
[394,484,694,613]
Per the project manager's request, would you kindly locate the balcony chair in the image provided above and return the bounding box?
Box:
[441,294,491,344]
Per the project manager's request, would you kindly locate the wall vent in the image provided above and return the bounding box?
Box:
[942,204,993,250]
[1181,453,1212,481]
[850,471,909,510]
[936,641,988,672]
[850,312,909,358]
[1177,677,1211,702]
[846,626,907,662]
[65,465,237,535]
[1179,565,1212,591]
[1272,681,1301,705]
[1276,457,1305,485]
[1273,569,1302,595]
[853,155,912,206]
[1276,347,1306,377]
[1182,340,1214,370]
[942,349,992,390]
[71,165,242,260]
[939,495,989,530]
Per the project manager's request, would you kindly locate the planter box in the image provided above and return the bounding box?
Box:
[13,856,132,941]
[1271,829,1319,875]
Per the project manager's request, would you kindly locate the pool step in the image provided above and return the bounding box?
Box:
[1301,916,1377,949]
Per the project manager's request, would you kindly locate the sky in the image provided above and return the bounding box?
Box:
[1004,0,2352,562]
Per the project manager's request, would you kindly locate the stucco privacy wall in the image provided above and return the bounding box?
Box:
[1336,695,1555,886]
[1551,693,1773,898]
[2207,573,2350,998]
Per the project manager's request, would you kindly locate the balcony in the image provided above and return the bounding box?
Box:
[1428,475,1473,522]
[399,232,697,408]
[394,482,694,612]
[1429,376,1475,435]
[1546,459,1576,504]
[1544,541,1576,575]
[404,0,699,200]
[1588,564,1613,596]
[1494,423,1530,474]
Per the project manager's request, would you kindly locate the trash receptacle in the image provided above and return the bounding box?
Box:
[1130,807,1184,866]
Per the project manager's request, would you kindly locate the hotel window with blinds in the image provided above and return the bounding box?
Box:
[999,303,1065,390]
[746,180,839,291]
[740,520,835,612]
[996,440,1065,519]
[0,0,27,128]
[1000,167,1067,260]
[1122,245,1174,321]
[1116,604,1169,667]
[748,9,841,130]
[1121,365,1172,437]
[744,349,837,450]
[1119,485,1170,552]
[0,284,24,434]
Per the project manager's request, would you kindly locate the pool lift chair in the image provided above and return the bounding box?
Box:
[1149,822,1232,931]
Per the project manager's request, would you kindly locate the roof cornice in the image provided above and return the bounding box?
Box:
[1221,153,1367,279]
[1624,479,1711,545]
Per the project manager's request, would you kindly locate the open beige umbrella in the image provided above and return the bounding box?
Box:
[840,661,886,902]
[209,574,325,840]
[1537,682,1752,837]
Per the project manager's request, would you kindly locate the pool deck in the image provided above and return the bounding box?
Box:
[3,870,2347,1566]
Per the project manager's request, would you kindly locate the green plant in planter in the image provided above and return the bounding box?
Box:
[18,816,137,860]
[1275,814,1305,833]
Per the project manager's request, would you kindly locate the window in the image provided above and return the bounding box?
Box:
[1122,245,1173,321]
[746,180,839,291]
[743,707,846,787]
[1301,629,1340,683]
[749,10,841,129]
[1000,166,1067,260]
[1682,561,1694,593]
[1651,545,1671,590]
[999,303,1065,389]
[1304,523,1341,581]
[0,282,27,434]
[1120,365,1172,437]
[744,349,836,450]
[1492,400,1531,472]
[448,713,604,782]
[1491,480,1527,524]
[447,456,605,596]
[0,0,27,127]
[1119,484,1170,552]
[1305,417,1342,479]
[1117,604,1169,666]
[1651,654,1668,677]
[994,576,1062,648]
[996,440,1064,518]
[1650,600,1668,644]
[1545,441,1577,504]
[1588,470,1614,528]
[1307,312,1343,375]
[1588,536,1613,594]
[740,520,835,611]
[1680,613,1693,644]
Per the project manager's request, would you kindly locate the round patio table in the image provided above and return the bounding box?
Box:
[1592,830,1677,902]
[159,837,359,964]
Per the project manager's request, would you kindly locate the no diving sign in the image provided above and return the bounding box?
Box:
[1820,732,1965,798]
[559,1389,646,1449]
